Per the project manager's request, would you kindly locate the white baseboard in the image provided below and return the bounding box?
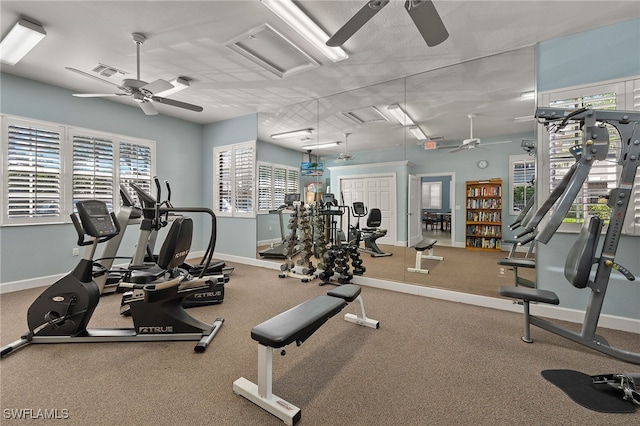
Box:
[2,252,638,335]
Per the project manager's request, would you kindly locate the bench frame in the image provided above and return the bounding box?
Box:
[407,239,442,274]
[233,285,378,425]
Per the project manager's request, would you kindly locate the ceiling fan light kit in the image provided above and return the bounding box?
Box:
[67,32,204,116]
[0,18,47,66]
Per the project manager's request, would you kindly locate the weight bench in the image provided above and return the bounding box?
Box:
[233,284,378,425]
[407,239,443,274]
[497,258,536,288]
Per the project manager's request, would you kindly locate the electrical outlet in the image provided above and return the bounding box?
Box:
[498,267,506,277]
[269,226,273,232]
[72,248,79,257]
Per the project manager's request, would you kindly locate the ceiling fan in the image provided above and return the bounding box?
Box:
[327,0,448,48]
[449,114,512,153]
[335,133,354,162]
[66,33,203,116]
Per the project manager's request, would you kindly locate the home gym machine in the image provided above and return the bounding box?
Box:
[498,106,640,365]
[0,200,224,358]
[350,201,392,257]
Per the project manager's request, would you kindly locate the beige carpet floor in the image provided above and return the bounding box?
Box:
[0,261,637,425]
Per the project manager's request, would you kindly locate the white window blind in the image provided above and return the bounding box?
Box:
[213,141,255,217]
[256,161,300,212]
[2,115,155,226]
[510,155,536,215]
[119,141,153,204]
[72,133,114,210]
[541,78,640,235]
[421,181,442,209]
[4,119,63,223]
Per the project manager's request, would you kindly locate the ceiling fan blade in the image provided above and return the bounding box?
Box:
[404,0,449,47]
[484,140,513,145]
[326,0,389,47]
[66,67,124,89]
[72,93,127,97]
[140,79,173,96]
[137,101,158,116]
[448,146,465,153]
[152,96,204,112]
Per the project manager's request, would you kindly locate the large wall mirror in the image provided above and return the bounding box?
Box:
[256,46,536,297]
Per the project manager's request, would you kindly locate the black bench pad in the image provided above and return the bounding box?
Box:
[327,284,361,302]
[497,258,536,269]
[251,295,347,348]
[498,286,559,305]
[415,239,437,251]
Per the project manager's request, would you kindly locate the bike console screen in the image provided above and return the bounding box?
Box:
[76,200,118,238]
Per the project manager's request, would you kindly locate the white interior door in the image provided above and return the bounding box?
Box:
[340,175,396,245]
[408,174,422,247]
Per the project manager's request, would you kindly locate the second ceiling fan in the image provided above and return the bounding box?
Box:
[66,33,203,116]
[327,0,449,48]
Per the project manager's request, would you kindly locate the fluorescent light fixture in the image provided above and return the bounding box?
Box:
[387,104,415,126]
[409,126,427,140]
[520,91,535,101]
[301,141,340,150]
[0,18,46,66]
[154,77,190,97]
[271,128,314,140]
[261,0,348,63]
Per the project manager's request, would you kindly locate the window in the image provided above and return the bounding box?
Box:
[421,181,442,209]
[257,161,300,212]
[1,115,155,225]
[3,117,63,224]
[213,141,255,217]
[540,78,640,235]
[509,155,536,215]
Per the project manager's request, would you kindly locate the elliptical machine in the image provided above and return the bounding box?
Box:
[0,200,224,358]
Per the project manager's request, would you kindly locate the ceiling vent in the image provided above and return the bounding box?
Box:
[91,63,127,79]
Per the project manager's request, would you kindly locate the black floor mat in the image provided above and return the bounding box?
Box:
[541,369,637,413]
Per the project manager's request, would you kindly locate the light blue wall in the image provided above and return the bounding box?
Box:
[535,19,640,318]
[201,114,258,258]
[0,73,203,283]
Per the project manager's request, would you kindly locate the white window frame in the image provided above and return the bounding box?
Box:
[421,181,442,210]
[257,161,300,213]
[509,154,536,215]
[539,77,640,236]
[1,115,155,226]
[213,141,256,218]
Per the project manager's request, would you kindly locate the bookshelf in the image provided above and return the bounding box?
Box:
[465,179,502,250]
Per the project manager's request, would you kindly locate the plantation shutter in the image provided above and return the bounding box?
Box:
[287,169,299,196]
[273,166,287,208]
[543,84,623,225]
[511,157,536,213]
[257,163,272,212]
[5,120,62,221]
[214,148,233,214]
[234,144,254,215]
[119,142,153,204]
[624,79,640,235]
[72,134,114,210]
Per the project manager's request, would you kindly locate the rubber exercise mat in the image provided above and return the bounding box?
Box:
[541,369,637,413]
